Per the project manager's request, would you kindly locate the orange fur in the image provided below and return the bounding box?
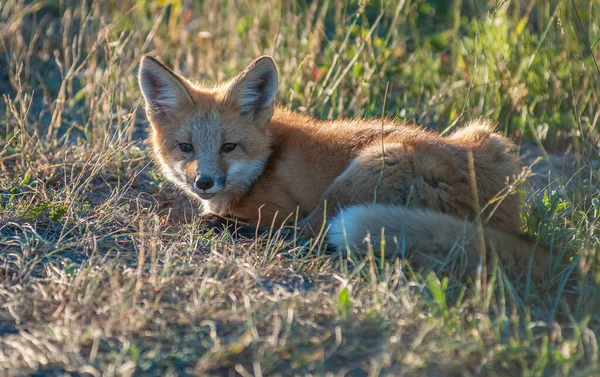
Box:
[139,55,549,280]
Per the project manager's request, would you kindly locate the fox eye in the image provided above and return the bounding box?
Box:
[221,143,237,153]
[179,143,193,153]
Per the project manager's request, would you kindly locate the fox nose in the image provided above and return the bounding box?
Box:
[195,176,214,191]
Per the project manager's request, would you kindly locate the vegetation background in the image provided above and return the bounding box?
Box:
[1,0,599,375]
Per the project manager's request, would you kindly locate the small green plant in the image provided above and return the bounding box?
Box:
[0,0,598,375]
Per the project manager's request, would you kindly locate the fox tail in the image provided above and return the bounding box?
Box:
[327,204,549,281]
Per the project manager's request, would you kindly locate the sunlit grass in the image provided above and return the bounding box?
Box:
[1,0,599,375]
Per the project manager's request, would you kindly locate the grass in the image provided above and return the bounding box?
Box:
[1,0,599,375]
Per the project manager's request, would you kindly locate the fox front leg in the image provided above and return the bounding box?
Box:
[201,213,266,239]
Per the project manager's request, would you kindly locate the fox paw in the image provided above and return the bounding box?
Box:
[201,214,303,243]
[200,214,259,239]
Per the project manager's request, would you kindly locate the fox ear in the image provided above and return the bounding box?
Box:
[139,56,193,122]
[224,56,278,124]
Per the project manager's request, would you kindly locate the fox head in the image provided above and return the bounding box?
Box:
[138,56,278,206]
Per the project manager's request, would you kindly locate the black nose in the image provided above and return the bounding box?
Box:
[195,176,214,191]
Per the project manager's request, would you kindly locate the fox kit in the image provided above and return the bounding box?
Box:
[139,55,548,279]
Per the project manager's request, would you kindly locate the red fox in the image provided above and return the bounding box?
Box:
[139,55,549,279]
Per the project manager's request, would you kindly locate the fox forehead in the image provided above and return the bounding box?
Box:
[153,108,219,141]
[153,104,254,150]
[187,110,224,145]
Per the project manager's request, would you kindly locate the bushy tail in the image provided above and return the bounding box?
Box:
[327,204,549,281]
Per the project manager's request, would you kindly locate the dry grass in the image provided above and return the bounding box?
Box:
[1,0,600,376]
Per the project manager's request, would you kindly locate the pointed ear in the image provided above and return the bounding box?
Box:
[138,56,193,122]
[224,56,278,124]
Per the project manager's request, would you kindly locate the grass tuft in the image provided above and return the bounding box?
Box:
[1,0,599,375]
